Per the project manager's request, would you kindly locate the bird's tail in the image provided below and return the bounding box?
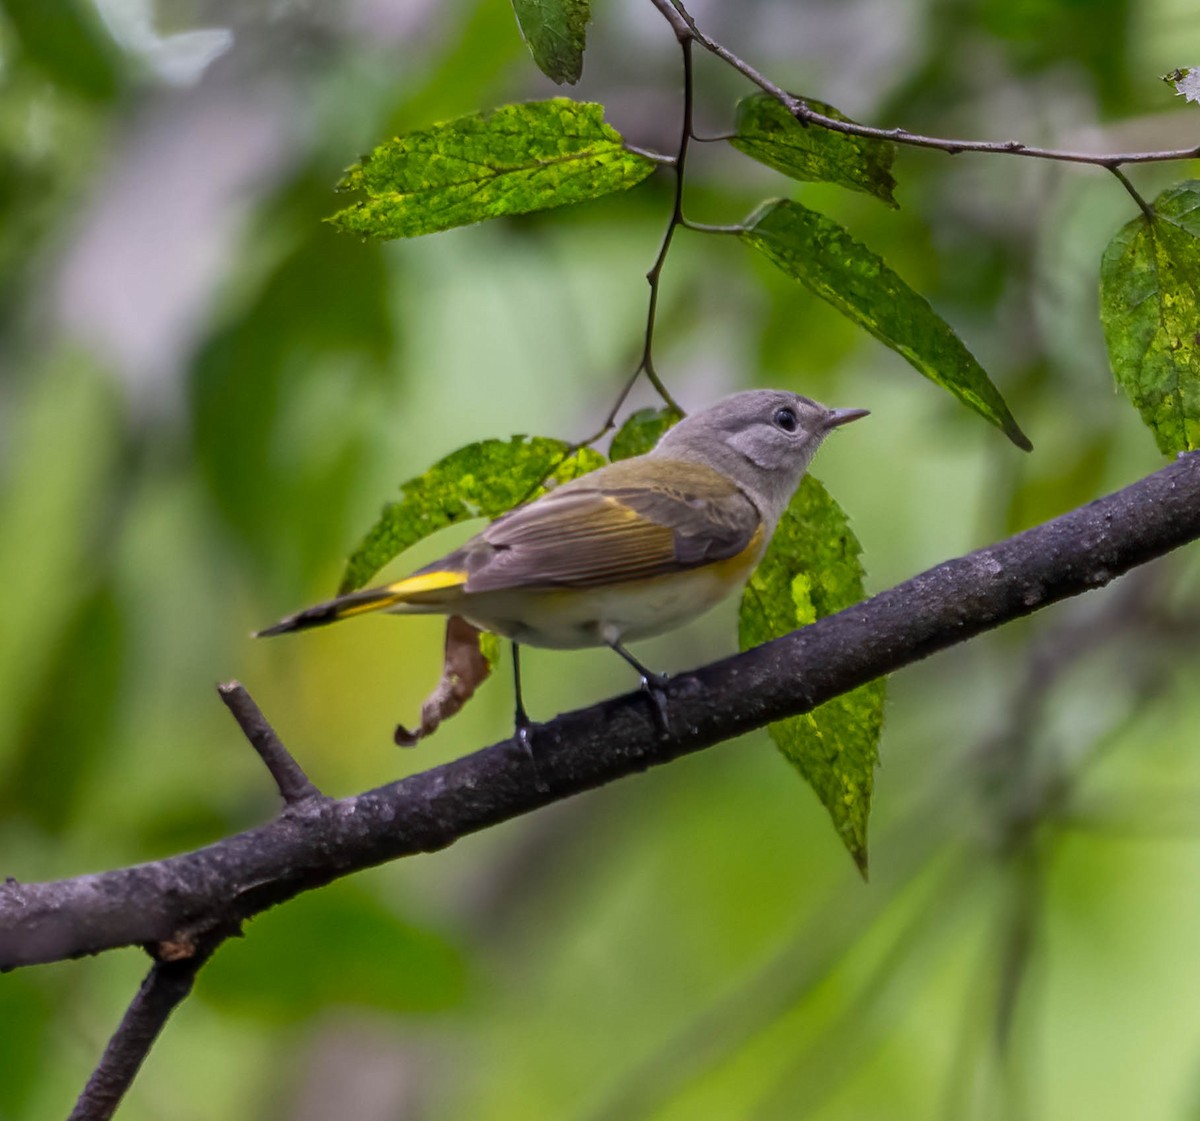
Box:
[255,570,467,637]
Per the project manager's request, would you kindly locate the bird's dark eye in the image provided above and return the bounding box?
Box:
[773,406,798,433]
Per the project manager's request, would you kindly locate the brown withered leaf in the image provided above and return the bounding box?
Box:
[395,616,495,746]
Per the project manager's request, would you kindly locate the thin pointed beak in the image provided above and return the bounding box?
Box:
[824,407,870,429]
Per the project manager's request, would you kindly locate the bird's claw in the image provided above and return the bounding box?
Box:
[640,673,672,740]
[514,714,548,792]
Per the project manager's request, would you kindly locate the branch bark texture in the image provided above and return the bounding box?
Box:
[66,949,214,1121]
[4,452,1199,970]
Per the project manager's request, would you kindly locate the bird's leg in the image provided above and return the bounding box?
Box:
[608,641,671,738]
[511,642,547,791]
[512,641,531,738]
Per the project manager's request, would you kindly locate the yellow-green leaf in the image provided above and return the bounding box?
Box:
[738,476,884,874]
[511,0,591,85]
[741,199,1032,451]
[609,406,683,461]
[329,99,657,240]
[1100,180,1200,455]
[730,94,897,207]
[339,437,605,594]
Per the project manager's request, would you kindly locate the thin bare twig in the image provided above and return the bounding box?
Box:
[649,0,690,41]
[581,10,695,449]
[636,32,692,409]
[666,0,1200,169]
[218,680,323,806]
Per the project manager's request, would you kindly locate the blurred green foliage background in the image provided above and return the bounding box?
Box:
[3,1,1200,1118]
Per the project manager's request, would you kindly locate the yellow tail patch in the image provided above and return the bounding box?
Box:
[332,595,402,620]
[256,568,469,637]
[384,569,468,601]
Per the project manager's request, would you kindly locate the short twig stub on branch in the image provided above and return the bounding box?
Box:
[217,680,324,806]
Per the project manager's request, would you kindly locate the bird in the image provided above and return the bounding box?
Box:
[257,389,868,741]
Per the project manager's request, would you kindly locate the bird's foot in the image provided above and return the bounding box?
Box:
[514,711,549,793]
[640,671,672,740]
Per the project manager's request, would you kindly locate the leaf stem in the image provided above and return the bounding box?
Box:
[634,31,694,418]
[624,144,676,165]
[596,8,698,435]
[1107,165,1155,221]
[680,218,745,234]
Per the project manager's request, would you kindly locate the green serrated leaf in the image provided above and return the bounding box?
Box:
[511,0,591,85]
[609,406,683,461]
[329,99,657,240]
[1100,181,1200,455]
[741,199,1032,451]
[730,94,898,207]
[549,443,608,483]
[339,436,606,594]
[738,476,884,874]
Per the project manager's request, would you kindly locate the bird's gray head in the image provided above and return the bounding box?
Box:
[651,389,868,525]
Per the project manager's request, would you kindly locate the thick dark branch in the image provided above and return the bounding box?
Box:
[3,453,1199,969]
[67,944,217,1121]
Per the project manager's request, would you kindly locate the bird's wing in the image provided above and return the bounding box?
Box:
[433,457,763,593]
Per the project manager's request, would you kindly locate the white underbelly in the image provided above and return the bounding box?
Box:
[457,566,741,650]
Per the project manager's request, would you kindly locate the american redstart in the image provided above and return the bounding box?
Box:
[258,390,867,737]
